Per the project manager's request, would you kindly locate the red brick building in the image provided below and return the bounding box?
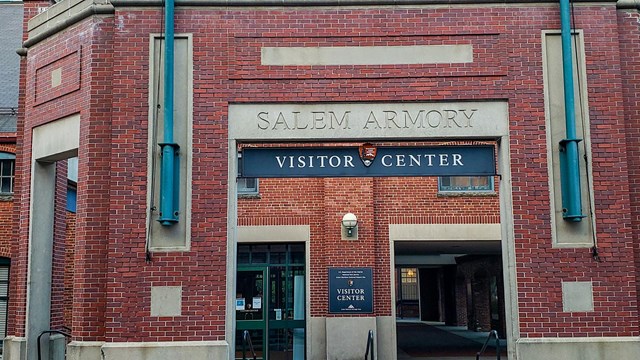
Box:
[5,0,640,359]
[0,0,22,353]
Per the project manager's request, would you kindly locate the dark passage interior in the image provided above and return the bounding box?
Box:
[395,240,508,359]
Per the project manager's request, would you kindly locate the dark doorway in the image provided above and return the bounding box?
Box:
[419,269,440,322]
[395,242,507,359]
[236,243,306,360]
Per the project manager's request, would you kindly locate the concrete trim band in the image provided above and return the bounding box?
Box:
[23,5,114,49]
[110,0,619,6]
[23,0,628,49]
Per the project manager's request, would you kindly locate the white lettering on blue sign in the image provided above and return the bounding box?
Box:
[336,288,366,301]
[276,155,355,169]
[379,154,463,167]
[241,146,493,178]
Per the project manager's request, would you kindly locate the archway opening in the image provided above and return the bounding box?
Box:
[394,240,508,359]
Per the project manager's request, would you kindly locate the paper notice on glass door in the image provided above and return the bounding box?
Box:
[236,298,245,311]
[253,297,262,309]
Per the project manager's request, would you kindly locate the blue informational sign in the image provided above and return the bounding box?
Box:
[328,268,373,314]
[240,146,495,178]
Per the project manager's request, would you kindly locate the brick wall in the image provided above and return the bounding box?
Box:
[619,8,640,319]
[236,4,637,338]
[7,0,46,337]
[0,199,12,259]
[11,2,640,344]
[64,211,76,331]
[455,276,468,327]
[456,256,506,334]
[239,175,500,317]
[49,161,67,330]
[12,5,113,339]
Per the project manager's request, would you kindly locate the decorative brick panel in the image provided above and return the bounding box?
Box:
[34,49,81,106]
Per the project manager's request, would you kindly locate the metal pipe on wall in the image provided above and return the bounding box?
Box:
[558,0,584,222]
[158,0,180,225]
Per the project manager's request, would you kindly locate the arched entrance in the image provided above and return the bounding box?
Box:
[227,101,517,360]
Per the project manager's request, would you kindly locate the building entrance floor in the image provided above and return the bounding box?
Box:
[396,320,508,360]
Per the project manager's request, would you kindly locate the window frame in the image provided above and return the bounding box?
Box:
[0,153,16,195]
[237,152,259,195]
[400,267,419,301]
[438,175,494,193]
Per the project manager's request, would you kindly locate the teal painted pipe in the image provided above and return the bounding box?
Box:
[559,0,584,222]
[158,0,179,225]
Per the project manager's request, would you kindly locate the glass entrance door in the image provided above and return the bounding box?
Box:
[236,268,267,360]
[267,266,305,360]
[236,244,306,360]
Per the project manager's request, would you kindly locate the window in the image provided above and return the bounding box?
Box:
[66,187,77,213]
[439,176,493,192]
[0,153,15,195]
[237,152,258,195]
[238,177,258,194]
[67,157,78,212]
[0,258,9,350]
[400,267,418,300]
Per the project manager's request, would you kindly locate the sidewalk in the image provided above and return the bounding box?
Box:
[396,321,508,360]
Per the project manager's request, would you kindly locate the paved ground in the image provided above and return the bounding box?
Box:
[0,322,504,360]
[396,320,508,360]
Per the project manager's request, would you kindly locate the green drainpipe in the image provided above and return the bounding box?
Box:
[158,0,180,225]
[558,0,585,222]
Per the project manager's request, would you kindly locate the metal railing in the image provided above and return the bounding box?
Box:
[364,329,375,360]
[37,329,71,360]
[241,330,257,360]
[0,107,17,116]
[476,329,501,360]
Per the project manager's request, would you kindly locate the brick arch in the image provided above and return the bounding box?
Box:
[0,146,16,155]
[0,238,13,260]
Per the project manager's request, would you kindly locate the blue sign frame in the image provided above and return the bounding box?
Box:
[240,146,495,178]
[328,268,373,314]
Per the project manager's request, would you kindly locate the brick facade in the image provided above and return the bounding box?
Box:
[0,143,16,260]
[8,0,640,358]
[456,256,506,335]
[619,8,640,325]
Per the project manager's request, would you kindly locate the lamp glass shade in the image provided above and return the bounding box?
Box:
[341,213,358,228]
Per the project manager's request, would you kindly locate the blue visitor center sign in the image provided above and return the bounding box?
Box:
[329,268,373,314]
[240,145,495,178]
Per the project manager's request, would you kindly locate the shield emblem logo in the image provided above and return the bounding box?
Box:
[359,143,377,167]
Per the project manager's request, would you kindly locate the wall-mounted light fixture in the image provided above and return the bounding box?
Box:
[406,268,415,278]
[341,212,358,238]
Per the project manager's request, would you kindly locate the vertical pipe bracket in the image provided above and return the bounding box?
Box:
[559,139,585,221]
[158,142,180,225]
